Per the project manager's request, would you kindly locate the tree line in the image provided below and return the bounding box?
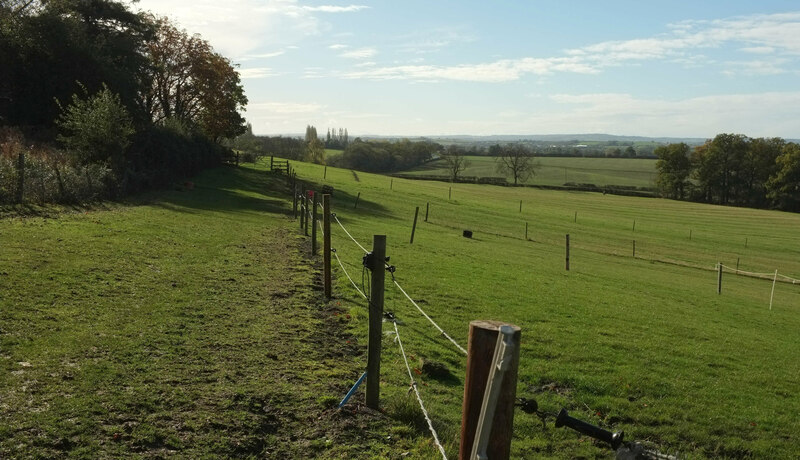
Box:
[0,0,246,204]
[655,134,800,211]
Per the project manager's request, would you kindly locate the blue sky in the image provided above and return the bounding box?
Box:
[132,1,800,138]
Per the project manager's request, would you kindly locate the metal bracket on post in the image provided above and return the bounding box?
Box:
[471,325,516,460]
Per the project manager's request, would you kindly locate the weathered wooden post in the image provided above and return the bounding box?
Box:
[525,222,528,241]
[354,191,361,209]
[459,320,521,460]
[270,155,274,170]
[299,186,305,230]
[366,235,386,410]
[410,206,419,244]
[574,211,577,223]
[292,184,298,220]
[390,178,393,190]
[304,191,310,236]
[736,257,740,273]
[425,202,429,222]
[632,219,636,232]
[717,262,722,294]
[311,191,318,255]
[449,187,452,200]
[566,234,570,271]
[519,200,522,213]
[323,194,332,298]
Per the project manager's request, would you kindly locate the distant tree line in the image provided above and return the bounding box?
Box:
[0,0,246,204]
[655,134,800,211]
[330,138,441,173]
[325,127,349,149]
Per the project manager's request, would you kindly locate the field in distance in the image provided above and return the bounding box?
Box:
[291,157,800,458]
[400,156,657,189]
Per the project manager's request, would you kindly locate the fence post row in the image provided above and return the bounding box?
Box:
[366,235,387,410]
[311,192,318,255]
[410,206,419,244]
[292,184,298,220]
[323,194,332,298]
[304,191,310,236]
[459,320,521,460]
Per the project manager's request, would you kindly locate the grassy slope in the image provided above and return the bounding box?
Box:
[0,166,410,458]
[403,156,657,188]
[293,159,800,458]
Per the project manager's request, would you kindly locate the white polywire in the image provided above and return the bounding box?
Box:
[333,214,369,254]
[392,280,468,356]
[392,321,449,460]
[719,264,800,283]
[333,250,367,299]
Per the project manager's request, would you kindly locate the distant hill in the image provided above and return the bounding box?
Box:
[360,133,708,145]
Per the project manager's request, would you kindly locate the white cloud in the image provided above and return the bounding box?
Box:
[302,5,369,13]
[539,92,800,137]
[132,0,324,59]
[342,57,598,82]
[247,102,324,114]
[239,67,281,79]
[328,44,349,50]
[340,47,377,59]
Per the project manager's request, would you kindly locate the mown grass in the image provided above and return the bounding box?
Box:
[403,156,657,188]
[0,166,412,458]
[291,158,800,458]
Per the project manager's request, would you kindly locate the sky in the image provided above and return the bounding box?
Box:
[130,1,800,139]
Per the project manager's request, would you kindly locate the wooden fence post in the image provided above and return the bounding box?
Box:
[574,211,577,223]
[425,202,429,222]
[519,200,522,213]
[525,222,528,241]
[632,220,636,232]
[270,155,274,170]
[366,235,386,410]
[410,206,419,244]
[299,186,305,230]
[292,184,298,220]
[323,194,332,298]
[390,178,393,190]
[566,234,570,271]
[354,192,361,209]
[459,320,521,460]
[717,262,722,294]
[311,192,318,255]
[304,191,310,236]
[449,187,452,200]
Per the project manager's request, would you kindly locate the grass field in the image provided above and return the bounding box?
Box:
[402,156,658,189]
[2,159,798,458]
[292,158,800,458]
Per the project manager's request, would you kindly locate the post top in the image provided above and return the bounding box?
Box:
[469,320,520,332]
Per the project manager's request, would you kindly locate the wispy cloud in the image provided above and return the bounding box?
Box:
[328,44,349,50]
[340,47,377,59]
[247,102,324,114]
[239,67,281,79]
[342,11,800,83]
[302,5,369,13]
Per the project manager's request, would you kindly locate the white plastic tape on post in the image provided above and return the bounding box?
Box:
[471,325,516,460]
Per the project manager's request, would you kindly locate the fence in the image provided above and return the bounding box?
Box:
[274,162,791,458]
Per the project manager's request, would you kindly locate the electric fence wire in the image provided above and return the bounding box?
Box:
[392,320,449,459]
[333,213,369,254]
[332,211,468,357]
[332,250,367,299]
[392,280,468,356]
[719,263,799,284]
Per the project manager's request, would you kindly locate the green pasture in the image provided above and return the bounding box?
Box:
[1,158,798,458]
[402,156,658,188]
[293,158,800,458]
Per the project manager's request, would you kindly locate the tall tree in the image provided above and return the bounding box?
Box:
[495,144,537,185]
[767,143,800,211]
[692,134,749,204]
[441,144,469,181]
[655,143,691,199]
[141,16,246,141]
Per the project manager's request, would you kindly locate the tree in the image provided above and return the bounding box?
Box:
[56,84,134,174]
[441,145,469,181]
[692,134,749,204]
[767,143,800,211]
[741,137,783,207]
[141,16,246,141]
[495,144,537,185]
[654,143,691,199]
